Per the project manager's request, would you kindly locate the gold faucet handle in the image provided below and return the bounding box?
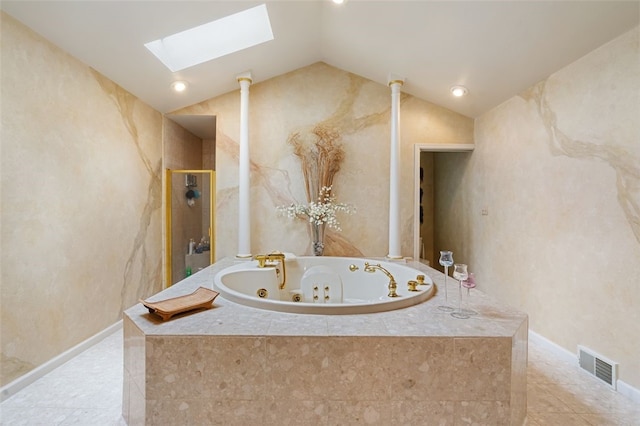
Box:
[255,255,268,268]
[416,275,425,285]
[267,252,285,261]
[407,280,419,292]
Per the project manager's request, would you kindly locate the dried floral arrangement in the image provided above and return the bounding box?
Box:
[287,125,345,203]
[277,125,355,254]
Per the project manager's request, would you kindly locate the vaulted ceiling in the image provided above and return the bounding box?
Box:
[2,1,638,119]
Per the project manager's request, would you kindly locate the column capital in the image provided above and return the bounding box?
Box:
[236,71,253,84]
[387,73,405,87]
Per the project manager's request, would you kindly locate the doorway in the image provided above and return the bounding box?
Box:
[413,144,474,266]
[165,169,215,286]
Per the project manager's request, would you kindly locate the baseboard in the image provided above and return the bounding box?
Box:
[528,329,576,365]
[529,328,640,403]
[0,320,123,402]
[617,380,640,404]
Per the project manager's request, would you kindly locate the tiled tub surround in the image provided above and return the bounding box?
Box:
[123,259,528,425]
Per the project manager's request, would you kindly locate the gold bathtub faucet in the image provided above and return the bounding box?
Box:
[254,252,287,289]
[363,262,399,297]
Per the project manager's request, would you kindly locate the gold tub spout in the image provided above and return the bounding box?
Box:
[254,252,287,289]
[364,262,399,297]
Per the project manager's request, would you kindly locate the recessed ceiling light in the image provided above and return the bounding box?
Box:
[332,0,345,4]
[450,86,468,97]
[145,4,274,72]
[171,81,188,92]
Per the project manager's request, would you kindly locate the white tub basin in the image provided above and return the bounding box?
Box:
[213,256,434,314]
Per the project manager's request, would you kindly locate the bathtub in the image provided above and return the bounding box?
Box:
[213,256,434,314]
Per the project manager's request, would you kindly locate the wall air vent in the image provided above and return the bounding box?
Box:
[578,345,618,389]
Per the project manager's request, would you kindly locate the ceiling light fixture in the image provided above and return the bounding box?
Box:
[332,0,345,4]
[171,81,188,92]
[450,86,468,97]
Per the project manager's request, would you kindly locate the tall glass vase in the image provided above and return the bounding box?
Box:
[311,222,325,256]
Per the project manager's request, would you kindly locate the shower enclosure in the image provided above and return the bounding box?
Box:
[165,169,215,286]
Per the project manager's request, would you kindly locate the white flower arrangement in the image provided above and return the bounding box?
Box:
[277,186,355,231]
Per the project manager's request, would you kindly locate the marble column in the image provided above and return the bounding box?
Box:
[388,76,404,259]
[236,72,253,258]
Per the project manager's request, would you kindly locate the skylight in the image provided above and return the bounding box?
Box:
[145,4,273,72]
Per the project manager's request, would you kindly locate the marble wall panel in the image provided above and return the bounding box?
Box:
[265,336,390,402]
[146,399,264,425]
[0,13,162,386]
[388,337,456,401]
[436,26,640,389]
[454,400,511,425]
[123,316,146,424]
[327,401,393,424]
[391,400,455,425]
[511,318,529,424]
[163,117,204,170]
[126,332,524,425]
[263,400,329,425]
[145,336,266,402]
[123,316,146,397]
[173,62,473,259]
[453,337,512,402]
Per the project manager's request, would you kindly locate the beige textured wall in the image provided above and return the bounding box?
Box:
[174,62,473,259]
[437,27,640,389]
[0,13,163,385]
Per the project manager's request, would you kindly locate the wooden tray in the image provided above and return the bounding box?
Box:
[140,287,219,321]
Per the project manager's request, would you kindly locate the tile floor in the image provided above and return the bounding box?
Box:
[1,327,638,425]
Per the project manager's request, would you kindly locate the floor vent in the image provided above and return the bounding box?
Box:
[578,345,618,389]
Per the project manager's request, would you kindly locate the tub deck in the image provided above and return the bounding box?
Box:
[123,258,528,425]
